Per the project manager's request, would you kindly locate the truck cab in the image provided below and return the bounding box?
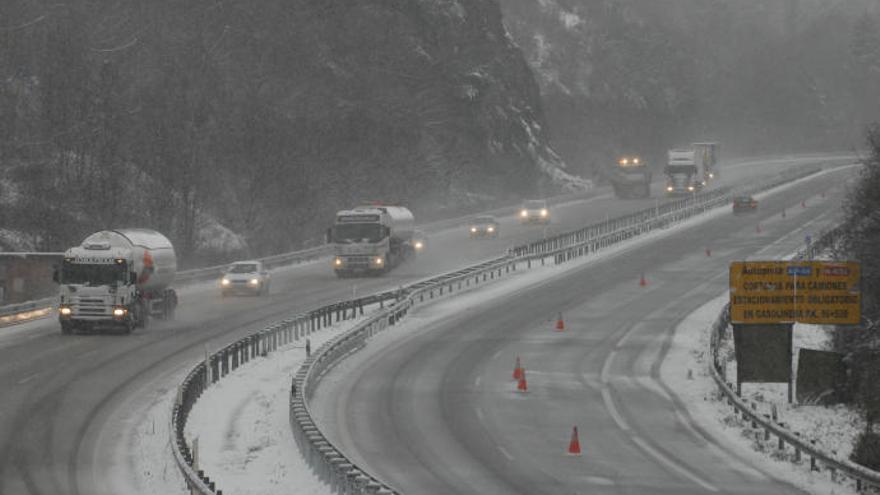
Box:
[330,206,415,277]
[664,149,703,196]
[610,156,651,199]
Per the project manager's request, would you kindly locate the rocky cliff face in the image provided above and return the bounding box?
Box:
[0,0,585,259]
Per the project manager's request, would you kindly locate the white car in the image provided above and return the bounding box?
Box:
[221,261,271,297]
[519,199,550,224]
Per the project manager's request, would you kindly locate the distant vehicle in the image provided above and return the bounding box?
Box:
[732,195,758,215]
[413,230,428,253]
[329,205,416,277]
[519,199,550,224]
[55,229,178,334]
[664,149,704,196]
[693,142,720,182]
[469,215,499,238]
[221,261,271,297]
[610,156,651,199]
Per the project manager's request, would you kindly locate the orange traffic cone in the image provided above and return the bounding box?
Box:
[705,247,711,257]
[639,273,647,287]
[555,312,565,332]
[568,426,582,455]
[513,356,523,380]
[517,368,528,392]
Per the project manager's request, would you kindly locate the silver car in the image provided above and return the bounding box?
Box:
[221,261,271,297]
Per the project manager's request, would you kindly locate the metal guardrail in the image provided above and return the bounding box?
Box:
[171,162,835,494]
[708,224,880,492]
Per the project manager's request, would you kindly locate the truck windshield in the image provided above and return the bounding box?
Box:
[665,165,696,174]
[61,262,127,286]
[334,224,383,243]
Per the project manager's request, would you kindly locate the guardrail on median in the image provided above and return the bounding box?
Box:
[172,162,833,494]
[707,224,880,493]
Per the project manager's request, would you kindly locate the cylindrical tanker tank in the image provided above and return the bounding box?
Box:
[80,229,177,293]
[376,206,415,242]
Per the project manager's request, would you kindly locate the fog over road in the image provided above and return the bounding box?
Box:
[314,165,853,494]
[0,155,846,494]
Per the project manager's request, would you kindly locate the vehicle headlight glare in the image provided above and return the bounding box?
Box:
[415,241,424,250]
[113,307,126,317]
[374,257,384,265]
[540,209,548,217]
[249,278,259,286]
[221,278,231,286]
[334,257,343,266]
[520,210,528,218]
[470,227,477,233]
[59,306,72,316]
[666,186,674,192]
[487,226,494,232]
[688,185,695,191]
[633,158,639,164]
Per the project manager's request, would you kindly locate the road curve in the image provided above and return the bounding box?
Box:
[0,155,844,494]
[315,165,854,494]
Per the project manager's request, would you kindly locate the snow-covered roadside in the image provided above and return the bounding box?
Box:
[661,294,864,495]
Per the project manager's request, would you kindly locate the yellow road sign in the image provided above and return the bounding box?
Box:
[729,261,860,325]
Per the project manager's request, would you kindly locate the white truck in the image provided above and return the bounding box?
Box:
[664,148,704,196]
[693,142,720,182]
[55,229,178,334]
[329,205,416,277]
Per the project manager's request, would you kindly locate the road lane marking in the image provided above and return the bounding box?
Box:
[77,349,99,360]
[601,387,630,431]
[632,436,719,492]
[491,349,502,361]
[584,475,615,486]
[497,445,514,460]
[475,407,484,422]
[474,376,481,388]
[600,350,616,384]
[17,372,40,385]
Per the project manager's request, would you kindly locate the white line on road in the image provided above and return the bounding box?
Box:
[672,410,767,481]
[600,350,616,383]
[475,407,484,422]
[497,445,514,461]
[601,387,630,431]
[632,435,719,493]
[17,372,40,385]
[474,376,481,388]
[77,349,99,360]
[491,349,502,361]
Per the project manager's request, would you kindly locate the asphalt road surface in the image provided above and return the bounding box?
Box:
[0,154,850,494]
[315,165,854,494]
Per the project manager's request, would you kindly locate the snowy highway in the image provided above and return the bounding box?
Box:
[0,155,849,494]
[313,165,855,494]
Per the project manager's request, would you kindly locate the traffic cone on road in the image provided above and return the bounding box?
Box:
[555,312,565,332]
[801,200,807,209]
[568,426,582,455]
[513,355,523,381]
[517,368,528,392]
[639,273,647,287]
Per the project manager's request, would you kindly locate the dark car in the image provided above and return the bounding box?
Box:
[469,215,499,238]
[732,196,758,215]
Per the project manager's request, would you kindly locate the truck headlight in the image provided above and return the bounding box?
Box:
[470,227,478,233]
[540,208,548,217]
[112,307,127,317]
[666,186,674,192]
[414,241,424,251]
[520,210,528,218]
[249,278,259,286]
[374,257,384,266]
[688,185,695,191]
[487,226,494,233]
[334,257,343,267]
[221,278,231,286]
[633,158,640,164]
[59,306,72,316]
[708,172,714,179]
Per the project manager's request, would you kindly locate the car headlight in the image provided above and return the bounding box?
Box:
[633,158,639,164]
[414,241,424,250]
[688,185,695,191]
[520,210,528,218]
[112,307,127,317]
[221,278,231,286]
[487,226,495,232]
[470,227,478,233]
[334,257,343,267]
[666,186,674,192]
[374,257,384,266]
[540,208,548,217]
[248,278,259,286]
[708,172,714,179]
[59,306,72,316]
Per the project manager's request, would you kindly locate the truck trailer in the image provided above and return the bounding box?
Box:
[329,205,415,277]
[55,229,178,334]
[693,142,720,182]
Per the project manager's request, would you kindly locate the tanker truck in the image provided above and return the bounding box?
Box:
[329,205,415,277]
[54,229,178,334]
